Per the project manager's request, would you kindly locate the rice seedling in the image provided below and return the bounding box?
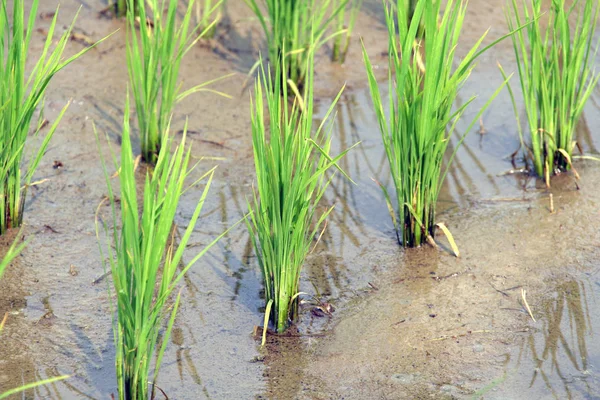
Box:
[96,97,225,399]
[331,0,363,63]
[116,0,126,16]
[500,0,599,186]
[195,0,225,38]
[362,0,517,247]
[244,0,348,89]
[247,53,356,336]
[0,0,106,236]
[127,0,231,164]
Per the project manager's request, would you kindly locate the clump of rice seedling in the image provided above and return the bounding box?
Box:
[96,98,224,399]
[195,0,224,38]
[362,0,515,247]
[244,0,348,89]
[247,53,356,335]
[0,0,104,235]
[331,0,363,63]
[500,0,599,186]
[127,0,230,164]
[114,0,138,17]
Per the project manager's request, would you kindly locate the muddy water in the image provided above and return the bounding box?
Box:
[0,0,599,399]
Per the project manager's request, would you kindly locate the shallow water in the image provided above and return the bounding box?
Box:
[0,0,600,399]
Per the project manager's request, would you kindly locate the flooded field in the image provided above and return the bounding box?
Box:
[1,0,600,399]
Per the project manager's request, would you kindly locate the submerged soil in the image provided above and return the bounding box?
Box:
[1,0,600,399]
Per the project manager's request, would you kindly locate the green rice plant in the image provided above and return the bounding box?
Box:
[500,0,599,186]
[114,0,137,17]
[331,0,363,63]
[96,97,225,399]
[362,0,516,247]
[0,0,104,235]
[244,0,348,89]
[127,0,230,164]
[247,53,356,335]
[195,0,225,38]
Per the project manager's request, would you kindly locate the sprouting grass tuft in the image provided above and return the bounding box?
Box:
[247,52,356,335]
[127,0,231,164]
[96,97,224,399]
[0,0,105,236]
[331,0,363,63]
[362,0,516,247]
[195,0,225,38]
[114,0,138,17]
[244,0,348,89]
[500,0,600,186]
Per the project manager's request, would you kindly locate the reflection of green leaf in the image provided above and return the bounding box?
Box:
[526,279,590,397]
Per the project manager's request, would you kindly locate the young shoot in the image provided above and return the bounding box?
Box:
[362,0,515,247]
[501,0,600,186]
[195,0,225,38]
[247,53,356,335]
[114,0,138,17]
[0,0,105,235]
[244,0,348,89]
[96,98,223,399]
[331,0,363,63]
[127,0,230,164]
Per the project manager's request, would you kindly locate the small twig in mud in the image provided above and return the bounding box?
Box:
[478,118,486,135]
[39,224,60,234]
[92,271,111,285]
[432,271,463,281]
[0,312,8,330]
[474,197,532,204]
[521,288,536,322]
[428,330,493,342]
[151,382,169,399]
[252,325,329,340]
[549,193,555,214]
[70,32,96,47]
[368,282,379,290]
[501,285,523,292]
[497,167,529,177]
[39,11,56,20]
[489,282,510,297]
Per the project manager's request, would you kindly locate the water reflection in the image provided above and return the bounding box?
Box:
[507,277,600,399]
[172,325,212,398]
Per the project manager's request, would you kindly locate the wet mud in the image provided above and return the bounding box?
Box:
[1,0,600,399]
